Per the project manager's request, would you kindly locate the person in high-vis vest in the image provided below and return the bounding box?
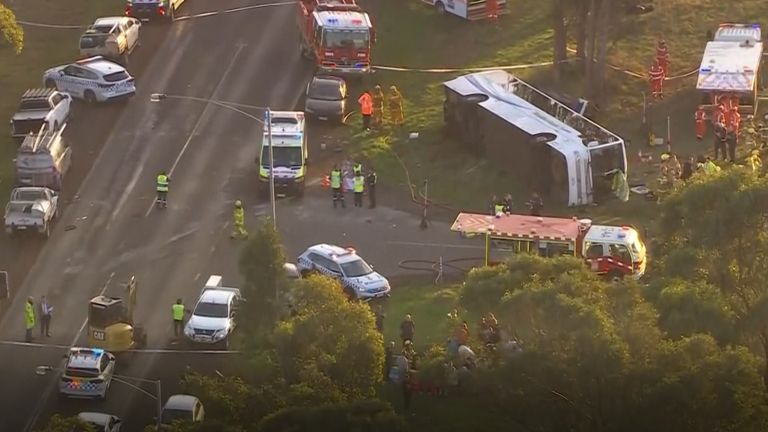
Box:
[366,169,378,208]
[172,298,186,338]
[231,200,248,239]
[353,174,365,208]
[331,165,345,208]
[156,171,170,207]
[747,150,762,174]
[353,162,362,177]
[358,90,373,131]
[493,201,505,217]
[24,296,35,342]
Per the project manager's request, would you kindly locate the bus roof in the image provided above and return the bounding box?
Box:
[451,212,582,242]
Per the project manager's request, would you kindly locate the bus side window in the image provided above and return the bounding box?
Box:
[585,242,603,259]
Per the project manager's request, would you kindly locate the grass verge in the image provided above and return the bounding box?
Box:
[381,278,461,349]
[338,0,768,224]
[0,0,124,200]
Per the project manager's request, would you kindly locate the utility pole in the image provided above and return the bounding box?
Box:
[266,108,277,229]
[420,178,429,230]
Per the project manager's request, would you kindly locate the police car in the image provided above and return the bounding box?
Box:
[58,347,116,399]
[296,244,391,300]
[43,57,136,104]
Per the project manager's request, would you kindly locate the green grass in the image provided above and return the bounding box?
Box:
[340,0,768,221]
[381,279,461,349]
[0,0,124,200]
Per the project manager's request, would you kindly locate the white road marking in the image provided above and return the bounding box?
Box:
[24,272,115,432]
[386,240,485,250]
[0,340,240,354]
[174,1,295,22]
[144,44,245,218]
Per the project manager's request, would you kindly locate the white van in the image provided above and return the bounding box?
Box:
[257,111,309,197]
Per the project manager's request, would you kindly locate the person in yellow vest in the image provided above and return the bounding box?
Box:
[353,173,365,208]
[372,85,385,128]
[388,86,404,127]
[172,298,187,338]
[747,149,762,174]
[156,171,170,208]
[330,165,345,208]
[703,157,721,175]
[24,296,36,342]
[231,200,248,239]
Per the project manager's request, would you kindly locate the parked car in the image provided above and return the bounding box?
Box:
[160,394,205,425]
[43,57,136,104]
[296,244,391,300]
[77,412,122,432]
[4,187,59,238]
[9,88,71,140]
[79,17,141,65]
[125,0,186,22]
[304,75,347,123]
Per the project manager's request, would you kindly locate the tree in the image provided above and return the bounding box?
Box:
[0,2,23,54]
[654,279,737,343]
[37,415,95,432]
[551,0,568,80]
[270,275,384,405]
[149,420,246,432]
[181,372,284,426]
[238,219,286,330]
[657,168,768,388]
[257,400,406,432]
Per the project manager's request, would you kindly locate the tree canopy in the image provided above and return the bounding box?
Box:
[0,2,23,54]
[37,415,95,432]
[238,219,286,330]
[258,400,406,432]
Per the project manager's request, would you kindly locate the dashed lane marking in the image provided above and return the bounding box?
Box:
[174,1,295,22]
[144,44,245,218]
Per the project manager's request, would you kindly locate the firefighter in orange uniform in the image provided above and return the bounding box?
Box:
[656,39,670,77]
[648,60,664,100]
[486,0,498,20]
[694,106,707,141]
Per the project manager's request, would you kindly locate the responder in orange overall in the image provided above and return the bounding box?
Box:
[694,106,707,141]
[486,0,498,20]
[655,39,670,77]
[649,60,664,100]
[358,89,373,131]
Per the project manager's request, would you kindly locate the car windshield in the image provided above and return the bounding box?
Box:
[103,71,129,83]
[309,80,342,101]
[323,29,369,50]
[91,24,114,33]
[13,190,45,202]
[261,146,303,167]
[65,367,100,378]
[161,408,192,424]
[340,258,373,278]
[194,302,228,318]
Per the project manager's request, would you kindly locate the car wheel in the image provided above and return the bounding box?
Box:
[343,286,357,300]
[45,79,57,89]
[84,90,97,104]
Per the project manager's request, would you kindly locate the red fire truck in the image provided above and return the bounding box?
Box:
[451,212,647,279]
[297,0,375,75]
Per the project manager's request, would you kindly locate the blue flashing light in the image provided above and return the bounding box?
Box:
[91,348,104,354]
[700,67,712,72]
[354,63,366,69]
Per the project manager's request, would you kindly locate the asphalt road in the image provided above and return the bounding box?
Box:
[0,1,484,430]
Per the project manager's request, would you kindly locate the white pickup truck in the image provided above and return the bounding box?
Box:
[4,187,59,238]
[79,17,141,65]
[183,276,242,349]
[10,88,71,140]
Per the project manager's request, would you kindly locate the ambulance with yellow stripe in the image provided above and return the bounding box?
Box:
[257,111,308,197]
[452,212,647,279]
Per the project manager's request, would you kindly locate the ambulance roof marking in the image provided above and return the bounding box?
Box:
[697,24,763,92]
[583,225,637,244]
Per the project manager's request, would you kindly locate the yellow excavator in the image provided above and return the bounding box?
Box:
[87,275,147,352]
